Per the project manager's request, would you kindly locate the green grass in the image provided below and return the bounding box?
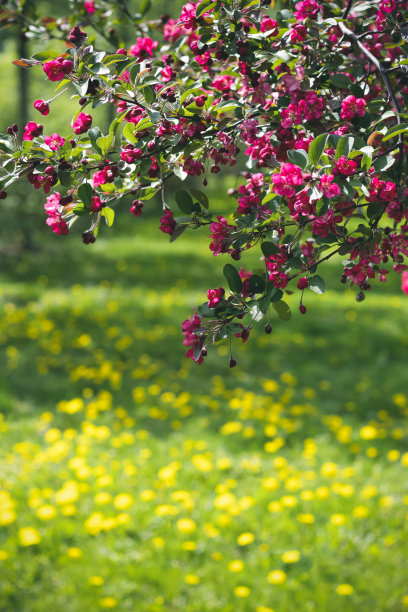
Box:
[0,215,408,612]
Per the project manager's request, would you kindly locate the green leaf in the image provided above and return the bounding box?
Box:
[223,264,242,293]
[287,148,309,169]
[248,274,266,294]
[190,189,209,209]
[101,207,115,227]
[175,190,194,214]
[308,133,329,166]
[195,0,217,17]
[382,122,408,142]
[139,0,151,16]
[78,183,93,206]
[96,135,113,156]
[335,135,354,161]
[272,300,291,322]
[329,74,352,88]
[122,122,138,144]
[309,275,326,294]
[261,242,280,258]
[88,63,110,76]
[373,155,396,172]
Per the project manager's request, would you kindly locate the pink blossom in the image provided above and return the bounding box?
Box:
[294,0,320,21]
[44,133,65,151]
[340,95,366,120]
[43,57,73,81]
[402,271,408,295]
[33,100,49,116]
[72,112,92,135]
[281,104,302,129]
[207,287,225,307]
[271,163,303,197]
[335,156,357,176]
[23,121,43,141]
[260,17,279,35]
[319,174,341,198]
[299,91,324,121]
[129,37,158,60]
[159,209,176,235]
[84,0,96,14]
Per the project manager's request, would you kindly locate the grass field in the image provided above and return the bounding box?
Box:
[0,207,408,612]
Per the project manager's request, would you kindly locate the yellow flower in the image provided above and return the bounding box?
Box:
[182,541,197,551]
[228,560,244,573]
[214,493,236,510]
[321,462,338,478]
[94,492,112,505]
[67,547,82,559]
[257,607,275,612]
[37,505,57,520]
[176,518,196,534]
[18,527,41,546]
[113,493,134,510]
[0,509,16,526]
[234,586,250,598]
[99,597,117,608]
[360,425,377,440]
[330,514,346,526]
[297,513,315,524]
[336,584,354,596]
[401,594,408,606]
[352,505,369,518]
[89,576,104,586]
[267,570,286,585]
[237,532,254,546]
[281,550,300,563]
[185,574,200,585]
[140,489,155,501]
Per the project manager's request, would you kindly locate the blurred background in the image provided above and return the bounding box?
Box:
[1,2,408,611]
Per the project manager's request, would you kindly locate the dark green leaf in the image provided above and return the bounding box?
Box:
[139,0,151,16]
[190,189,209,209]
[223,264,242,293]
[373,155,396,172]
[78,183,93,206]
[309,275,326,294]
[175,190,194,214]
[287,148,309,169]
[248,274,266,294]
[335,135,354,161]
[261,242,280,258]
[329,74,352,88]
[272,300,291,321]
[308,133,329,166]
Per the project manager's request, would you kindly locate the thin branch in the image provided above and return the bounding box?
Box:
[338,20,404,180]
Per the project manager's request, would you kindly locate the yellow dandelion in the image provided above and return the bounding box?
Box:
[401,594,408,606]
[176,518,196,534]
[237,532,254,546]
[228,560,244,573]
[185,574,200,585]
[0,509,16,526]
[182,541,197,551]
[99,597,117,608]
[67,547,82,559]
[257,607,275,612]
[330,514,346,526]
[36,505,57,520]
[234,586,250,598]
[152,537,165,549]
[140,489,155,501]
[18,527,41,546]
[113,493,133,510]
[352,505,369,518]
[360,425,377,440]
[281,550,300,563]
[0,550,9,561]
[297,513,315,524]
[321,462,338,478]
[336,584,354,596]
[267,570,287,585]
[89,576,104,586]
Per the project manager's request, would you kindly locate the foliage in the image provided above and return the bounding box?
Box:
[2,0,408,365]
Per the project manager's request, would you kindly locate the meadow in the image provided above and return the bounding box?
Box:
[0,205,408,611]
